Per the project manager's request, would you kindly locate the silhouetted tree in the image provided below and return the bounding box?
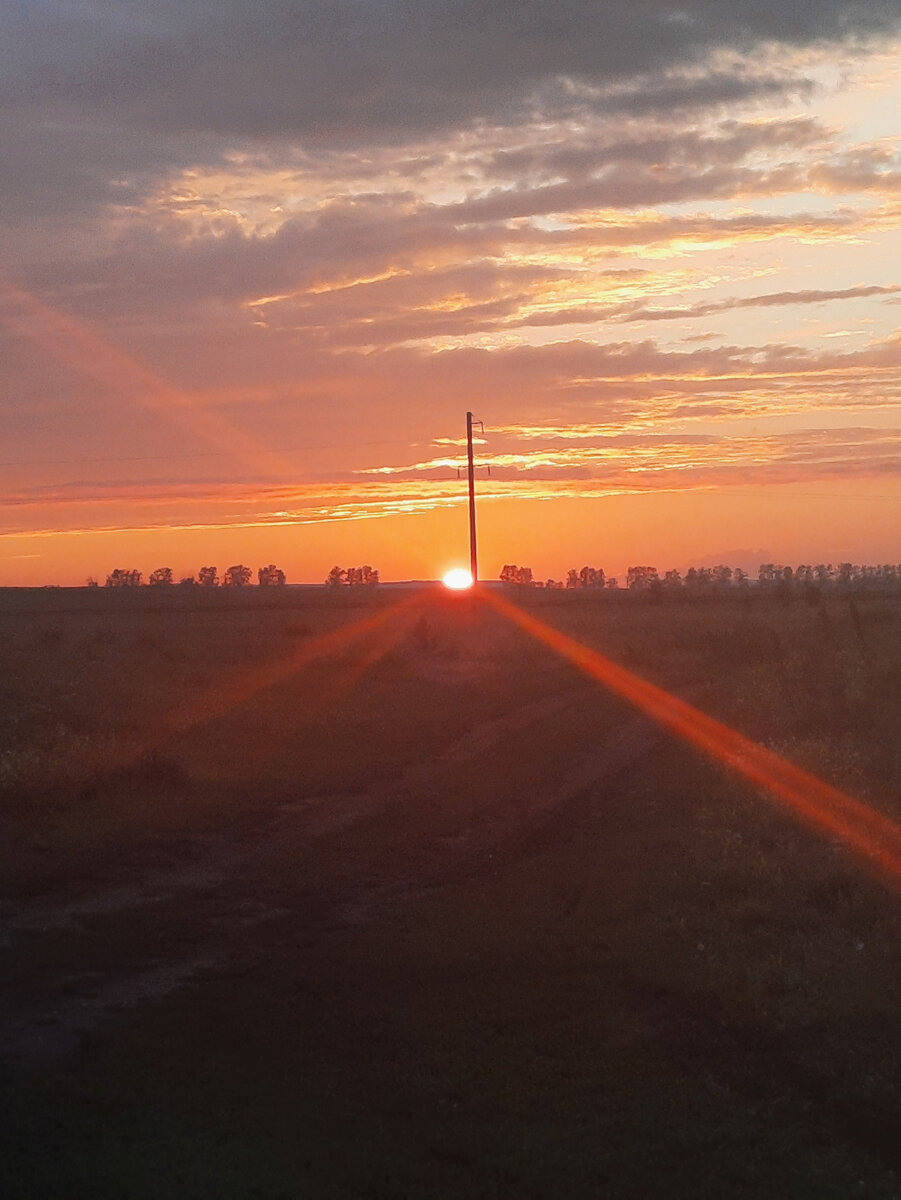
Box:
[258,564,286,586]
[712,565,733,589]
[564,566,605,588]
[626,566,658,590]
[500,564,533,585]
[582,566,605,588]
[837,562,855,589]
[198,565,219,587]
[148,567,174,586]
[349,565,379,585]
[327,565,380,586]
[224,564,252,587]
[105,568,142,587]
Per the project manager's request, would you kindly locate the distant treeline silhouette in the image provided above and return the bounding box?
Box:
[501,562,901,592]
[99,564,287,588]
[325,566,380,587]
[89,560,900,592]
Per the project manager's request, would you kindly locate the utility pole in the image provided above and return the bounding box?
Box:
[466,411,479,584]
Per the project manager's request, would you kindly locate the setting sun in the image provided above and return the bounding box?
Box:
[443,568,474,590]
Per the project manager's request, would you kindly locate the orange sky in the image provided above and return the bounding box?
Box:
[1,4,899,584]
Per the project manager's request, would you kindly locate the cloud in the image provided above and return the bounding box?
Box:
[1,0,898,235]
[3,425,897,541]
[487,117,828,181]
[359,424,901,479]
[5,294,900,488]
[615,283,901,323]
[3,2,899,138]
[18,176,900,355]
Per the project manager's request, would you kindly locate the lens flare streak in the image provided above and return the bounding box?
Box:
[482,589,901,889]
[166,593,423,739]
[0,278,292,479]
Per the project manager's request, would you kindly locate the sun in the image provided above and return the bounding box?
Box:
[443,568,474,590]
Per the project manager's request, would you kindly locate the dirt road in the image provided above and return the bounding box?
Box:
[1,683,655,1065]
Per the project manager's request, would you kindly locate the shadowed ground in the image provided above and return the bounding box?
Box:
[1,586,899,1198]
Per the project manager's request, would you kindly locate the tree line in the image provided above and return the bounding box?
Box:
[98,564,287,587]
[95,564,383,587]
[324,566,380,587]
[500,562,901,592]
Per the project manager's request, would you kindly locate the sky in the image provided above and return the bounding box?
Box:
[1,0,900,585]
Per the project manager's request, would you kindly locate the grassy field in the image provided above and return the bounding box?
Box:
[1,585,899,1198]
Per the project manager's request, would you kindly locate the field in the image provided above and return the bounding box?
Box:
[1,584,899,1198]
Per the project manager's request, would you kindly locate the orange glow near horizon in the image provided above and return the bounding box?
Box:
[481,588,901,890]
[6,477,901,590]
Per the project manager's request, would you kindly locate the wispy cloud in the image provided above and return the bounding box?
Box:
[4,426,897,540]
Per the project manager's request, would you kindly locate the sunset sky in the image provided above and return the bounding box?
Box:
[2,1,900,585]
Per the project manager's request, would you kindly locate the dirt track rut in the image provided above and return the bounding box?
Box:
[0,685,653,1064]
